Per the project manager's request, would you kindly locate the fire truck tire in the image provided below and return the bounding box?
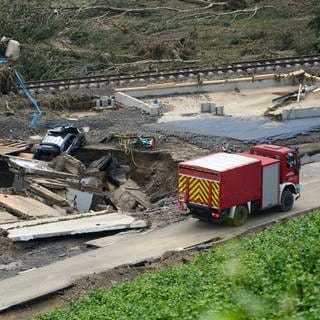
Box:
[228,205,248,227]
[280,189,294,212]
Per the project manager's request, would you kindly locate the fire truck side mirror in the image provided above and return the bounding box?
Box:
[286,153,294,168]
[286,152,300,174]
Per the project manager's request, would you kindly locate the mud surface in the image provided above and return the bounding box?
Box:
[0,102,320,319]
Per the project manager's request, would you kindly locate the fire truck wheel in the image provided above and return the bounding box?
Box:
[280,189,294,212]
[228,205,248,227]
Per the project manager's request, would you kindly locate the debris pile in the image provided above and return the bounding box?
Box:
[264,70,320,121]
[0,150,151,241]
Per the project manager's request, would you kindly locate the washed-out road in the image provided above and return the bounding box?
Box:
[0,160,319,312]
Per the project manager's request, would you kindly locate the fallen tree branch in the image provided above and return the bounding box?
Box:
[79,4,215,13]
[178,0,226,7]
[174,5,275,22]
[110,58,199,73]
[51,1,227,15]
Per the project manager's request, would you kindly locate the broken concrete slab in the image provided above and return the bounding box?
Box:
[5,213,148,241]
[64,188,93,213]
[111,179,150,211]
[0,194,63,219]
[0,210,115,231]
[6,156,77,179]
[111,187,137,211]
[49,154,86,175]
[126,188,150,210]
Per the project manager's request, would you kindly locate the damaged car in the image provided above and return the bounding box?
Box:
[34,126,85,160]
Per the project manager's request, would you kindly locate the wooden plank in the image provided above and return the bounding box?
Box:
[0,194,62,219]
[16,153,34,159]
[0,211,19,224]
[27,183,72,207]
[0,139,31,155]
[28,178,70,190]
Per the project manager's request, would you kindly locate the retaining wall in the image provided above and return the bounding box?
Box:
[282,107,320,120]
[115,71,319,117]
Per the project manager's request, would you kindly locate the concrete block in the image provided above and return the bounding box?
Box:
[114,92,159,115]
[216,106,224,116]
[201,102,216,113]
[201,102,211,113]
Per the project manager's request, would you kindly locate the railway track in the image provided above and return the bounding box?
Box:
[26,54,320,91]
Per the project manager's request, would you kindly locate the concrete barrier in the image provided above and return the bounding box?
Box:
[282,107,320,120]
[116,74,303,99]
[115,91,159,115]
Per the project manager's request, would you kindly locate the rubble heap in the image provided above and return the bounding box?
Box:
[0,152,150,241]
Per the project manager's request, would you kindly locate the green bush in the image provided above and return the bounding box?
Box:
[0,0,63,43]
[230,37,239,45]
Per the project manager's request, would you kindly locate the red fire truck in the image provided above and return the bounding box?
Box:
[178,144,301,226]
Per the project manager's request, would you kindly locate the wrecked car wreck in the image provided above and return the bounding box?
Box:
[33,126,85,160]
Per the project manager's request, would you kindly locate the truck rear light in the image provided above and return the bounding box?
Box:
[211,213,221,219]
[179,202,187,211]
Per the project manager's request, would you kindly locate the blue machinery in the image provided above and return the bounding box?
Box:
[0,59,63,127]
[14,69,44,127]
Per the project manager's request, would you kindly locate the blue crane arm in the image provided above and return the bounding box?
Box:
[14,69,66,127]
[14,69,43,122]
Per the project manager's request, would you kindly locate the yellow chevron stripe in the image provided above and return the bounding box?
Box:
[189,177,209,204]
[211,181,220,207]
[178,175,187,192]
[179,175,220,207]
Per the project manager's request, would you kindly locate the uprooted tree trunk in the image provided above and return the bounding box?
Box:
[0,65,18,95]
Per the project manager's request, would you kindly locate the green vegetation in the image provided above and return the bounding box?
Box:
[34,210,320,320]
[0,1,320,80]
